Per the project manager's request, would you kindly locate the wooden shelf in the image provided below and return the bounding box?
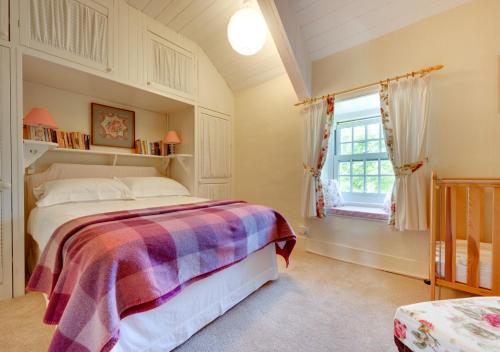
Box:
[23,140,59,168]
[49,147,192,170]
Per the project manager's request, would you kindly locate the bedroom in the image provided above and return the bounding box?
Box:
[0,0,499,351]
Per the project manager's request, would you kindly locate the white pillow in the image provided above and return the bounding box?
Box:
[34,178,135,207]
[118,177,190,198]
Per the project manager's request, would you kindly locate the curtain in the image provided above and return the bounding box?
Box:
[30,0,108,64]
[301,96,334,218]
[379,76,430,231]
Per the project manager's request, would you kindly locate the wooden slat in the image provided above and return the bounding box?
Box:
[449,187,457,282]
[436,279,493,296]
[429,172,438,300]
[492,188,500,293]
[466,187,482,287]
[444,187,454,281]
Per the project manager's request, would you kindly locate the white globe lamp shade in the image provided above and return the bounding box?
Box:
[227,7,267,56]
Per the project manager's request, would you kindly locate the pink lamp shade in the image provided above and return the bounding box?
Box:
[163,131,181,144]
[23,108,58,129]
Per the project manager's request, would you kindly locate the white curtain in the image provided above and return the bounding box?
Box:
[380,76,430,231]
[152,40,194,94]
[301,97,333,218]
[30,0,108,64]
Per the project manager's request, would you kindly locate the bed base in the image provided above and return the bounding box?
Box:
[429,172,500,299]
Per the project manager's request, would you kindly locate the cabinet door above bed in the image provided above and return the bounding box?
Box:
[20,0,116,73]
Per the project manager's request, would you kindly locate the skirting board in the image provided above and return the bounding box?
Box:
[306,238,428,279]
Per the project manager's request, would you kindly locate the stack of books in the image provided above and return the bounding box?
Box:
[134,139,167,156]
[24,126,90,150]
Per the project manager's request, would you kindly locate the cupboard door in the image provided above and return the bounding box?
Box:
[145,27,195,100]
[199,111,231,179]
[198,183,231,200]
[0,0,8,42]
[0,45,12,300]
[21,0,115,72]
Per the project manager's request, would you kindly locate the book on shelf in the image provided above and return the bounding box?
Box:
[24,126,90,150]
[134,139,167,156]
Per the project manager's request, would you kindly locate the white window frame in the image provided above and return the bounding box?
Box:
[329,95,394,208]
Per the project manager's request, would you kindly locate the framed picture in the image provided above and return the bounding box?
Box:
[91,103,135,148]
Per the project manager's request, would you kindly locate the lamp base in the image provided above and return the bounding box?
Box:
[168,144,175,155]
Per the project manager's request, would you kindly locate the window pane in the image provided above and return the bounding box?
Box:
[353,126,365,141]
[339,176,350,192]
[367,123,380,139]
[366,176,378,193]
[352,161,364,175]
[340,143,352,155]
[339,161,350,175]
[381,176,395,193]
[352,176,364,193]
[365,160,378,175]
[353,142,365,154]
[380,142,386,153]
[340,127,352,142]
[367,141,379,153]
[380,160,394,175]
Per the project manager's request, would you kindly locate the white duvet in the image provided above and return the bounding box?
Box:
[28,196,208,252]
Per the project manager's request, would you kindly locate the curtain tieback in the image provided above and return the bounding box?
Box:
[303,164,321,178]
[394,160,424,176]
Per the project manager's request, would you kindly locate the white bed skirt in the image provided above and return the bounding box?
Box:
[114,244,278,351]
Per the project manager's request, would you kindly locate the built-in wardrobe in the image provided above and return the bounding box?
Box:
[0,0,234,300]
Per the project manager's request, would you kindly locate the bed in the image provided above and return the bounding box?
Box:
[26,163,296,352]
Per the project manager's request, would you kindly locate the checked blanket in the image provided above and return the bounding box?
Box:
[27,200,296,352]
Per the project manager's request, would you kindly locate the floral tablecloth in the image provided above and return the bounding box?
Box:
[394,297,500,352]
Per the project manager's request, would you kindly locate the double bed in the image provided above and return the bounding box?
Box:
[26,163,296,351]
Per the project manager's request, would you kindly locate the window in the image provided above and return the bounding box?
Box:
[326,93,395,207]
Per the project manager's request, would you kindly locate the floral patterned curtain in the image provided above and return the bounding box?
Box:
[379,76,430,230]
[301,96,334,218]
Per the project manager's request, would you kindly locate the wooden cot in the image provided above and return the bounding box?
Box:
[429,172,500,299]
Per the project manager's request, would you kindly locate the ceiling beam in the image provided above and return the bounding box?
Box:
[257,0,311,99]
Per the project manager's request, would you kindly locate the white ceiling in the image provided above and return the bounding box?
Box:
[126,0,286,91]
[290,0,471,61]
[127,0,471,93]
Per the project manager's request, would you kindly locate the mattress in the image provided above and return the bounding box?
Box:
[29,196,280,351]
[436,240,492,289]
[394,296,500,352]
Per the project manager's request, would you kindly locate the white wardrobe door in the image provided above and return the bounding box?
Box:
[198,183,231,200]
[0,45,12,300]
[0,0,8,41]
[199,112,231,179]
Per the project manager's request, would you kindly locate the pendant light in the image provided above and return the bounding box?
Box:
[227,2,267,56]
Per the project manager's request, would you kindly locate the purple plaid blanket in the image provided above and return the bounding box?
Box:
[27,200,296,352]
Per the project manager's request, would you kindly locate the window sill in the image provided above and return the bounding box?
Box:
[327,205,389,221]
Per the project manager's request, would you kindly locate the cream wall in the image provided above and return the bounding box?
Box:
[235,0,500,279]
[309,0,500,278]
[234,74,303,230]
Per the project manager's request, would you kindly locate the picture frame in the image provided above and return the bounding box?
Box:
[91,103,135,149]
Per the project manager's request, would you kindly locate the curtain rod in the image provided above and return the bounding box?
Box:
[294,64,444,107]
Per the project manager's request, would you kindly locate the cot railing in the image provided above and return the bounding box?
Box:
[429,172,500,299]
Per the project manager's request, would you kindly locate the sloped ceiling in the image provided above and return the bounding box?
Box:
[128,0,471,94]
[126,0,286,91]
[290,0,472,61]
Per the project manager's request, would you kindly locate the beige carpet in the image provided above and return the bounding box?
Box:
[0,248,429,352]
